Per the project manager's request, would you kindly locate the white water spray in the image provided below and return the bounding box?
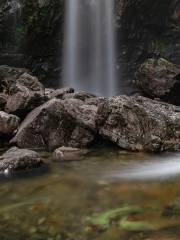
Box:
[63,0,117,96]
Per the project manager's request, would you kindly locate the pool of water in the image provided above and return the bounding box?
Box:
[0,148,180,240]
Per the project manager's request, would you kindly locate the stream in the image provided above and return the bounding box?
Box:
[0,148,180,240]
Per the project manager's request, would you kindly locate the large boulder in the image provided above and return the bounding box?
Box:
[0,111,20,136]
[5,89,46,118]
[0,65,30,92]
[13,72,44,93]
[135,58,180,105]
[97,96,180,152]
[0,147,44,173]
[0,66,46,118]
[11,98,98,150]
[0,65,44,94]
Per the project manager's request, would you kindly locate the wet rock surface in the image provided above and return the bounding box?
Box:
[97,96,180,152]
[0,111,20,136]
[135,58,180,105]
[0,147,44,172]
[11,98,98,150]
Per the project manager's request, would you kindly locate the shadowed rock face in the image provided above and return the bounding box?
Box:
[96,96,180,152]
[11,98,98,150]
[135,58,180,105]
[0,93,8,110]
[0,147,44,172]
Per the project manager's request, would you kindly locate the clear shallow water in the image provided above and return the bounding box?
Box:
[0,149,180,239]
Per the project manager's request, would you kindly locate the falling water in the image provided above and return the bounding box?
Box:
[63,0,117,96]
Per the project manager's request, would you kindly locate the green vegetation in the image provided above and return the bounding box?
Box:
[87,206,143,231]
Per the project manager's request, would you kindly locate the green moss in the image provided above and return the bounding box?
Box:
[119,217,155,232]
[87,206,143,231]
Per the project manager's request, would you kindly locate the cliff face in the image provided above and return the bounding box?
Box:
[0,0,179,90]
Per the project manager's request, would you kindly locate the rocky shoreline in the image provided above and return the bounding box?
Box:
[0,61,180,173]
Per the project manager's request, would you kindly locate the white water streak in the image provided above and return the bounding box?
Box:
[108,155,180,181]
[63,0,117,96]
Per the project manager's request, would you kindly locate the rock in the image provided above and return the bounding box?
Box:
[0,65,44,94]
[53,146,88,161]
[135,58,180,105]
[85,96,107,106]
[47,87,74,99]
[11,98,98,150]
[0,65,30,92]
[97,95,180,152]
[62,91,96,101]
[15,73,44,93]
[5,89,46,118]
[0,147,44,173]
[0,111,20,136]
[0,66,46,118]
[0,93,8,110]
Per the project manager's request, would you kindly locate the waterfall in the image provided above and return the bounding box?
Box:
[63,0,117,97]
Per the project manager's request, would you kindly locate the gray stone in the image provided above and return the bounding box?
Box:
[62,91,96,101]
[47,87,74,99]
[53,146,88,161]
[135,58,180,105]
[11,98,98,150]
[0,111,20,136]
[97,95,180,152]
[0,147,44,172]
[0,65,44,94]
[5,89,46,118]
